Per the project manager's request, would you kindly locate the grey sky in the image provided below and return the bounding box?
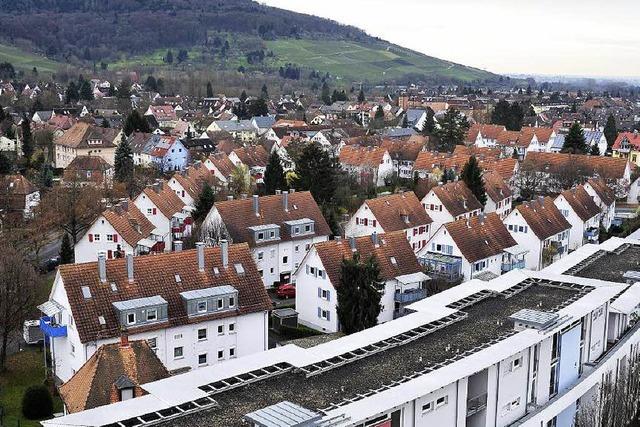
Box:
[260,0,640,78]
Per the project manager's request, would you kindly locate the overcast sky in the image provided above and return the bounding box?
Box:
[260,0,640,78]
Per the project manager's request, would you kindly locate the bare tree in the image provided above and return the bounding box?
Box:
[514,159,547,200]
[0,242,41,371]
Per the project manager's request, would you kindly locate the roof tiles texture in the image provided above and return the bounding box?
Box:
[431,181,483,217]
[515,197,571,240]
[444,212,517,263]
[559,186,601,222]
[365,192,433,232]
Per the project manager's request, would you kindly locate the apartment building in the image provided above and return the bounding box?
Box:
[583,178,616,231]
[421,181,483,232]
[203,191,331,287]
[482,170,512,219]
[39,242,272,384]
[44,238,640,427]
[554,186,601,251]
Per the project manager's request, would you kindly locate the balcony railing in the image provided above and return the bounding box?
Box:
[467,393,488,417]
[39,316,67,338]
[501,259,526,273]
[394,288,428,304]
[584,228,599,242]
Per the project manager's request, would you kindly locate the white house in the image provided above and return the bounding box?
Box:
[339,145,394,187]
[483,171,513,219]
[134,181,192,252]
[421,181,483,233]
[583,178,616,230]
[344,192,433,253]
[522,127,557,153]
[295,231,429,332]
[39,242,272,383]
[167,162,213,207]
[203,191,331,288]
[74,200,161,263]
[466,124,506,148]
[554,186,601,250]
[417,212,525,282]
[204,152,236,188]
[503,197,572,270]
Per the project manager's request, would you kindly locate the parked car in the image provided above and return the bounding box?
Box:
[276,284,296,299]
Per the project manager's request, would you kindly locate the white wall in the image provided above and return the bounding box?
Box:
[421,192,455,233]
[75,216,136,263]
[134,193,172,251]
[504,211,543,270]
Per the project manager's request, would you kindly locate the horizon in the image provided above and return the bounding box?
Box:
[261,0,640,80]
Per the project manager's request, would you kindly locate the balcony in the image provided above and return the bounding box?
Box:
[584,228,599,242]
[394,288,428,304]
[502,259,526,273]
[467,393,488,417]
[39,316,67,338]
[420,253,463,282]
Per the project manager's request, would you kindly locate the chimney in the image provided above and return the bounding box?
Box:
[252,195,260,217]
[120,199,129,211]
[290,188,295,194]
[196,242,205,272]
[538,196,545,205]
[126,252,134,282]
[282,191,289,211]
[348,236,357,251]
[479,213,485,224]
[97,251,107,283]
[275,189,282,195]
[371,232,379,247]
[120,335,129,348]
[227,195,234,201]
[241,193,247,200]
[221,239,229,268]
[174,240,183,252]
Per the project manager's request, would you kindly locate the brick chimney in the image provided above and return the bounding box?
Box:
[120,334,129,348]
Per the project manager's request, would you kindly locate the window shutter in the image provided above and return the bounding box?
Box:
[372,220,377,227]
[306,265,309,274]
[327,310,331,321]
[152,208,157,215]
[88,234,93,242]
[326,290,331,301]
[317,307,321,318]
[364,218,368,226]
[318,287,322,297]
[107,250,113,259]
[113,234,118,243]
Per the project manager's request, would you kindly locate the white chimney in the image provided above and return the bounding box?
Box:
[221,239,229,268]
[371,232,379,247]
[252,195,260,217]
[196,242,205,272]
[282,191,289,211]
[126,253,134,282]
[349,236,357,251]
[97,251,107,283]
[227,195,234,201]
[174,241,183,252]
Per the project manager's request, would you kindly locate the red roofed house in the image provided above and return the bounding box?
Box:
[40,242,272,383]
[344,192,433,253]
[339,145,393,187]
[554,186,601,250]
[466,124,506,147]
[64,155,114,187]
[204,152,236,189]
[583,178,616,230]
[294,232,429,332]
[482,171,513,219]
[612,131,640,167]
[420,181,483,233]
[145,105,178,129]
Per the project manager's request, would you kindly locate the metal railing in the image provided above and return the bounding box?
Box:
[394,288,428,304]
[467,393,488,417]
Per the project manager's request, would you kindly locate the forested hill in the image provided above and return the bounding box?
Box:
[0,0,497,84]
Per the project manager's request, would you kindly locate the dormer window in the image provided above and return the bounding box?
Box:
[146,309,157,321]
[217,299,224,309]
[229,296,235,308]
[257,232,264,240]
[127,313,136,325]
[197,301,207,313]
[180,286,238,318]
[113,296,168,328]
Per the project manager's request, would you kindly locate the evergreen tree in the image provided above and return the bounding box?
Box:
[206,81,214,98]
[0,152,11,174]
[65,81,79,104]
[562,123,588,154]
[434,108,469,151]
[79,79,93,101]
[422,107,435,135]
[165,50,174,64]
[604,114,617,151]
[321,82,331,105]
[114,133,134,189]
[460,156,487,206]
[59,233,73,264]
[248,98,268,117]
[240,90,248,103]
[193,183,216,223]
[264,151,286,195]
[21,115,34,162]
[117,79,131,99]
[336,252,382,335]
[145,75,157,91]
[357,89,365,103]
[294,142,338,205]
[261,84,269,100]
[123,110,151,136]
[38,163,53,188]
[375,105,384,120]
[590,144,600,156]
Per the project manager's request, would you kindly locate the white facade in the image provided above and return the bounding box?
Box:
[47,272,268,383]
[583,182,615,231]
[554,196,599,251]
[421,191,480,233]
[167,177,196,207]
[133,194,173,251]
[484,195,512,220]
[74,216,136,263]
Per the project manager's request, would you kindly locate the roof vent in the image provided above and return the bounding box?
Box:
[234,263,245,275]
[175,274,182,283]
[98,316,106,326]
[509,309,559,331]
[81,286,92,299]
[110,282,118,292]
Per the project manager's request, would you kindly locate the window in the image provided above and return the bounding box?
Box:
[198,328,207,341]
[174,333,183,340]
[217,299,224,309]
[295,245,300,253]
[146,309,157,322]
[228,322,235,333]
[147,208,153,215]
[217,349,224,360]
[421,402,433,414]
[94,234,101,242]
[283,256,288,264]
[217,324,224,335]
[435,396,448,408]
[197,301,207,313]
[257,232,264,240]
[229,296,235,307]
[127,312,136,325]
[107,234,113,242]
[321,289,330,300]
[147,337,157,350]
[270,249,276,258]
[511,357,522,371]
[70,343,75,355]
[270,230,275,238]
[259,269,264,277]
[174,346,184,359]
[198,353,207,366]
[320,309,330,320]
[305,224,311,232]
[229,347,236,358]
[257,252,264,260]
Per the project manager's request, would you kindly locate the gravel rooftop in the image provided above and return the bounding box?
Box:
[570,244,640,283]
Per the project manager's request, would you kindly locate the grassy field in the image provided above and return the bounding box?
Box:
[0,44,60,74]
[266,39,494,83]
[0,351,63,427]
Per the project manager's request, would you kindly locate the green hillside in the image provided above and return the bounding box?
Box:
[266,39,494,83]
[0,44,59,74]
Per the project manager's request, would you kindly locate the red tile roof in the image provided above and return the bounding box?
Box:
[364,192,433,232]
[514,197,571,240]
[233,145,269,168]
[483,170,512,203]
[559,186,601,222]
[586,178,615,207]
[101,201,156,248]
[524,151,630,181]
[431,181,483,217]
[613,131,640,150]
[444,212,517,263]
[139,182,185,219]
[339,145,388,168]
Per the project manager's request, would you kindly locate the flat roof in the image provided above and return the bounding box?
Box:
[112,295,167,311]
[180,285,237,300]
[564,243,640,284]
[166,279,583,426]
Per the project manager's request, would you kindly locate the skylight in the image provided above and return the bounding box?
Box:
[81,286,92,299]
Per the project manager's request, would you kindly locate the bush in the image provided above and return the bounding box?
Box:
[21,385,53,420]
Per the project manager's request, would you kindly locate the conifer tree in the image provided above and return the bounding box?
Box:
[193,183,216,223]
[336,253,382,334]
[60,233,73,264]
[206,82,214,98]
[114,133,134,190]
[263,151,286,195]
[461,156,487,206]
[357,89,365,103]
[294,142,337,205]
[434,107,469,151]
[21,115,33,162]
[562,123,588,154]
[604,114,617,152]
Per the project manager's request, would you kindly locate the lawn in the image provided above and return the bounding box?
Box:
[266,39,494,83]
[0,44,60,74]
[0,350,63,427]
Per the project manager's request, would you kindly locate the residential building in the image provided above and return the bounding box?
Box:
[74,200,161,263]
[339,145,393,187]
[45,238,640,427]
[344,192,433,253]
[148,136,189,172]
[58,338,169,413]
[612,131,640,166]
[421,181,482,232]
[295,232,429,332]
[39,242,272,383]
[134,182,191,252]
[229,145,268,183]
[145,105,178,129]
[203,191,331,287]
[554,186,601,250]
[206,120,258,141]
[167,163,213,207]
[583,178,616,230]
[418,212,524,282]
[381,139,425,179]
[503,197,571,270]
[466,124,506,148]
[405,109,427,131]
[203,152,236,189]
[0,174,40,219]
[482,171,512,219]
[54,122,122,169]
[63,155,114,187]
[522,127,557,153]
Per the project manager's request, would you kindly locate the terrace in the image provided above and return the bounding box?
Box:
[565,243,640,283]
[155,279,586,427]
